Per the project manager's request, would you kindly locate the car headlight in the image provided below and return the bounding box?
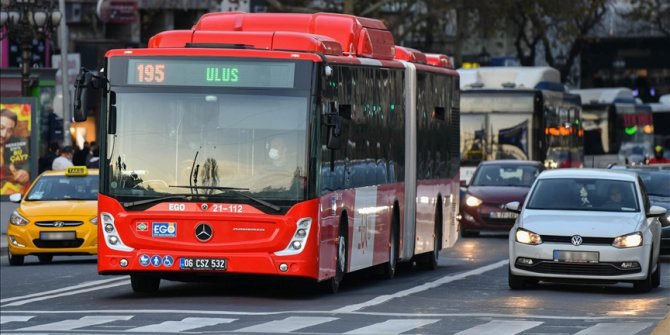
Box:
[90,216,98,225]
[9,210,29,226]
[515,228,542,245]
[612,232,642,248]
[465,195,483,207]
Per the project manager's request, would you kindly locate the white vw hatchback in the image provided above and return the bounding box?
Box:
[507,169,666,292]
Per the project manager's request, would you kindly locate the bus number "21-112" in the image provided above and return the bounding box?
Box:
[212,204,243,213]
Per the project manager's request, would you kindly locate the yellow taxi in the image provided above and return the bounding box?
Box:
[7,166,98,265]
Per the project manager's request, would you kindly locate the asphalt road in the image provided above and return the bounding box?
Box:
[1,234,669,335]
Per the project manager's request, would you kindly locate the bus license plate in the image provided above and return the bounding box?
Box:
[553,250,599,263]
[179,258,227,271]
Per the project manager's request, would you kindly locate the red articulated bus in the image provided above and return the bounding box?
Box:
[73,12,461,293]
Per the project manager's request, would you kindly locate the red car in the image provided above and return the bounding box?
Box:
[460,160,545,237]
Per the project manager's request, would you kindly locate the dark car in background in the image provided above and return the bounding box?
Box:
[459,160,544,237]
[609,165,670,254]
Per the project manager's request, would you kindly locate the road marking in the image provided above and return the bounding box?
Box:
[574,322,652,335]
[0,310,664,320]
[1,280,130,307]
[0,277,128,304]
[234,316,338,333]
[454,320,543,335]
[344,319,440,334]
[0,315,34,324]
[333,259,509,313]
[16,315,133,331]
[126,317,236,333]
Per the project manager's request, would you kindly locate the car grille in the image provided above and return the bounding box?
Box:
[516,261,640,276]
[541,235,614,245]
[33,238,84,248]
[35,221,83,227]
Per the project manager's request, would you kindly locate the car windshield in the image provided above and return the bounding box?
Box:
[632,170,670,197]
[526,178,639,212]
[470,164,540,187]
[26,175,98,201]
[108,90,309,202]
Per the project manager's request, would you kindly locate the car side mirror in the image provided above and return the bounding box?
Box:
[505,201,521,214]
[647,205,667,219]
[8,193,22,203]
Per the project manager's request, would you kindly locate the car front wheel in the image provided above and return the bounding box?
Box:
[633,253,655,293]
[508,268,537,289]
[8,252,24,266]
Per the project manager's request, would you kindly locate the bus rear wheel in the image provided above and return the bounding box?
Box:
[380,211,399,279]
[417,205,442,270]
[131,275,160,293]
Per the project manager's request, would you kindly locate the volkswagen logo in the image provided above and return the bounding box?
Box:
[571,235,583,246]
[195,223,213,242]
[54,221,65,227]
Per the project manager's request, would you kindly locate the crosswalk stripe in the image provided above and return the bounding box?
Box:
[125,317,236,333]
[0,316,34,324]
[344,319,440,334]
[233,316,338,333]
[574,322,652,335]
[454,320,543,335]
[16,315,133,331]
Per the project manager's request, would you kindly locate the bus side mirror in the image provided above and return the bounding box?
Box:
[73,68,103,122]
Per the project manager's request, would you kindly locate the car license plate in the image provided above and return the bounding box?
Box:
[553,250,599,263]
[489,211,518,219]
[40,231,76,240]
[179,258,227,271]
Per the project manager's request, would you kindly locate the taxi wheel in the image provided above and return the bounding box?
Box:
[8,252,24,266]
[38,255,53,264]
[130,275,160,293]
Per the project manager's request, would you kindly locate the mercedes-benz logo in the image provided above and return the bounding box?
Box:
[195,223,213,242]
[201,203,208,211]
[54,221,64,227]
[571,235,583,246]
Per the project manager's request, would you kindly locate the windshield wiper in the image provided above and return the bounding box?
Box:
[122,194,195,208]
[169,185,281,212]
[190,151,200,195]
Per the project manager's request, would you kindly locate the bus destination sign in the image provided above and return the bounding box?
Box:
[126,59,296,88]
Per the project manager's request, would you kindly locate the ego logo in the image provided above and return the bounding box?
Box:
[168,203,186,211]
[152,222,177,238]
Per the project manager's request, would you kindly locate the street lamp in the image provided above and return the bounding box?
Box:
[0,0,62,96]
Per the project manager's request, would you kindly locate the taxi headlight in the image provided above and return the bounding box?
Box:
[9,211,29,226]
[465,195,483,207]
[613,232,642,248]
[515,228,542,245]
[90,216,98,225]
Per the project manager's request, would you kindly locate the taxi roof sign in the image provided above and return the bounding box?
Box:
[66,166,88,176]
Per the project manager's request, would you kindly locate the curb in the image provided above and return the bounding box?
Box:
[651,311,670,335]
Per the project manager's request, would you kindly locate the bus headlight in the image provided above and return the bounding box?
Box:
[100,212,134,252]
[275,218,312,256]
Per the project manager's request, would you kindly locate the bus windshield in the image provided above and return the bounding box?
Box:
[106,89,310,203]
